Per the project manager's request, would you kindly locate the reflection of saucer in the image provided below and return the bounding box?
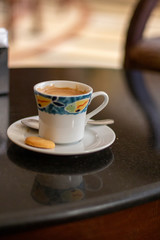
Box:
[7,116,116,155]
[7,144,114,175]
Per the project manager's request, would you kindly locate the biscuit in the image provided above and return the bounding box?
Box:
[25,136,55,149]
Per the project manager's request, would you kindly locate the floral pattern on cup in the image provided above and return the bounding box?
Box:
[35,92,91,115]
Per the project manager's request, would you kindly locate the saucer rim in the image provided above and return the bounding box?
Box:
[7,116,116,156]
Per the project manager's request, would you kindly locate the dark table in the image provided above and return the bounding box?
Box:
[1,67,160,239]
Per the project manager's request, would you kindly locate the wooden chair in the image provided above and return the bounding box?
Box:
[124,0,160,71]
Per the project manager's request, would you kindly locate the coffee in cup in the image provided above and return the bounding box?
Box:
[37,85,88,96]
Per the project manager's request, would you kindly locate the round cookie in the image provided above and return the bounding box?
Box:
[25,136,55,149]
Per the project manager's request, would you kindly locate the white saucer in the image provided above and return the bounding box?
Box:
[7,116,116,155]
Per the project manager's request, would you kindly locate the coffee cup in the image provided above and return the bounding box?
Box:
[34,80,109,144]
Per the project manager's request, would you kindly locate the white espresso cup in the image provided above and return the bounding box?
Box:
[34,80,109,144]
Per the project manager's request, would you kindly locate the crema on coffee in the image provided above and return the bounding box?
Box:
[37,85,88,96]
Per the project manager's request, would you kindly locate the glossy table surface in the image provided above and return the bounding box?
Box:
[1,67,160,233]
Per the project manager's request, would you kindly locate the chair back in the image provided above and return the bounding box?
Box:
[124,0,159,70]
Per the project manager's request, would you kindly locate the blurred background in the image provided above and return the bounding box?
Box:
[0,0,159,68]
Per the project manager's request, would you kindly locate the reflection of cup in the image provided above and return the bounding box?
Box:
[31,173,103,205]
[34,80,109,144]
[31,174,85,204]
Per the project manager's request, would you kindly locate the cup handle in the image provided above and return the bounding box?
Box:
[86,91,109,123]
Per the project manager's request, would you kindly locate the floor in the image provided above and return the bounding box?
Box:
[1,0,160,69]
